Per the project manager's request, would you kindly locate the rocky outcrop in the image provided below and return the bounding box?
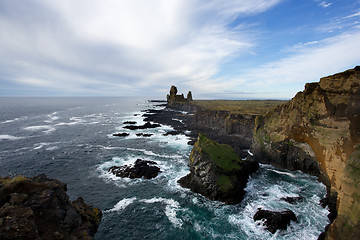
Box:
[109,159,161,179]
[178,134,259,204]
[251,66,360,239]
[167,86,193,105]
[123,122,161,130]
[253,208,297,234]
[0,174,102,240]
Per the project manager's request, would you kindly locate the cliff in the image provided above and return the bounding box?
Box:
[167,86,193,106]
[251,66,360,239]
[178,134,259,204]
[0,174,102,240]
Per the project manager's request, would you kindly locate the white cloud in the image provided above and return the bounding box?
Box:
[227,31,360,99]
[0,0,282,96]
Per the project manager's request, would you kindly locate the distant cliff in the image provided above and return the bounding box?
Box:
[167,85,193,106]
[252,66,360,239]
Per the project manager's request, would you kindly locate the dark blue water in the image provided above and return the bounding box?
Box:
[0,97,329,239]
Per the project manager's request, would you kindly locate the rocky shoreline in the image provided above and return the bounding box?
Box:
[0,174,102,240]
[147,68,360,239]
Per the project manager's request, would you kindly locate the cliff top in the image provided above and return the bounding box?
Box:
[190,100,287,115]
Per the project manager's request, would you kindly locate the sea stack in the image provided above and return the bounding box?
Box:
[178,134,259,204]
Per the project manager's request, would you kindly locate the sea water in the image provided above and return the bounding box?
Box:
[0,97,329,239]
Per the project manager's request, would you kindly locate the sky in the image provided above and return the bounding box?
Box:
[0,0,360,99]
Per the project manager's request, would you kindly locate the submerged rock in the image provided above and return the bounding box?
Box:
[109,159,161,179]
[253,208,297,234]
[0,174,102,240]
[281,196,304,204]
[178,134,259,204]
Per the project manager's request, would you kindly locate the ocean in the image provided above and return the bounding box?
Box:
[0,97,329,239]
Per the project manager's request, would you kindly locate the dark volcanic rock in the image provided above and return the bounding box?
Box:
[123,121,137,124]
[0,174,102,240]
[123,122,161,130]
[109,159,160,179]
[163,130,183,136]
[253,208,297,234]
[113,132,130,137]
[178,134,259,204]
[136,133,153,137]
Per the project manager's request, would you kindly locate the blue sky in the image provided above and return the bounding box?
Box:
[1,0,360,99]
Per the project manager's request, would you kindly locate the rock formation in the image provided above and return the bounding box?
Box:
[0,174,102,240]
[109,159,161,179]
[251,66,360,239]
[253,208,297,234]
[178,134,259,204]
[167,86,193,105]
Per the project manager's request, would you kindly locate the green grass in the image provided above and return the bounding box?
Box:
[198,134,241,171]
[217,174,233,191]
[191,100,287,115]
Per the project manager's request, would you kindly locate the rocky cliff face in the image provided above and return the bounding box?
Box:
[178,134,258,204]
[167,85,193,105]
[0,174,102,240]
[251,66,360,239]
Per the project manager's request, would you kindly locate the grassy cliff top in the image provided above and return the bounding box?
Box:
[197,134,241,172]
[191,100,287,115]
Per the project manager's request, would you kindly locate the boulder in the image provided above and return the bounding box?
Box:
[109,159,161,179]
[178,134,259,204]
[0,174,102,240]
[253,208,297,234]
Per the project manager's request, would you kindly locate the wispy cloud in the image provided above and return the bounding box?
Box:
[319,1,333,8]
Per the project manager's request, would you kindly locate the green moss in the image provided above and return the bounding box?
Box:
[217,174,233,192]
[198,134,241,172]
[0,175,28,186]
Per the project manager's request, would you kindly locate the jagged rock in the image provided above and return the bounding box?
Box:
[178,134,259,204]
[109,159,160,179]
[123,122,161,130]
[0,174,102,240]
[113,132,130,137]
[251,66,360,239]
[253,208,297,234]
[167,85,193,105]
[187,91,193,101]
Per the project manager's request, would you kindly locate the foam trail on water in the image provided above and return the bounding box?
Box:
[0,135,25,141]
[106,197,137,212]
[140,197,183,228]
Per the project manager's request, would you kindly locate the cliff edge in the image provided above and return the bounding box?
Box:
[252,66,360,239]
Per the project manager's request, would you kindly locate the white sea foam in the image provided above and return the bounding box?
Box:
[106,197,137,212]
[33,142,60,150]
[0,134,25,141]
[140,197,183,228]
[0,117,21,124]
[270,169,296,178]
[24,125,56,133]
